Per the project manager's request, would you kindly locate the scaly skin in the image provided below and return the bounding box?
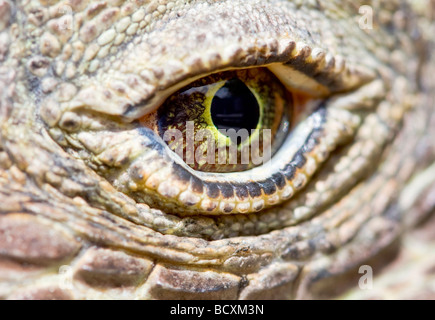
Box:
[0,0,434,299]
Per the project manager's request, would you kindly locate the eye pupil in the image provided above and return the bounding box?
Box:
[154,68,290,173]
[210,78,260,143]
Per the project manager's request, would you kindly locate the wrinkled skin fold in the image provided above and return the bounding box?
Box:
[0,0,434,299]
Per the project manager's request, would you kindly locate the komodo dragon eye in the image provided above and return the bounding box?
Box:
[51,48,369,217]
[71,61,363,217]
[140,68,293,173]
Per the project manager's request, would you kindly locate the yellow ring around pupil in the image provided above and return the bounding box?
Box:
[202,78,265,149]
[156,67,290,173]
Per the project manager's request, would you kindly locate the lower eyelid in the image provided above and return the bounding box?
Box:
[83,105,357,216]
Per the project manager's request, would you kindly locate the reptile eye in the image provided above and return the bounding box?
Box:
[65,56,362,216]
[142,68,292,172]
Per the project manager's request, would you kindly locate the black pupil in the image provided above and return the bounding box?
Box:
[211,78,260,143]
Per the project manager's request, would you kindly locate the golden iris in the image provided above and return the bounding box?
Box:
[156,68,292,172]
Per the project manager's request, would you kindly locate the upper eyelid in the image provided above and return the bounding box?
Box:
[60,3,378,122]
[66,42,376,123]
[121,43,377,120]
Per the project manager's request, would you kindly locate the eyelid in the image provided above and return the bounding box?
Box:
[116,42,376,121]
[63,44,376,124]
[57,1,381,124]
[268,63,330,97]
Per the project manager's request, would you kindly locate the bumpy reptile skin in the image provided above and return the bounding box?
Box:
[0,0,434,299]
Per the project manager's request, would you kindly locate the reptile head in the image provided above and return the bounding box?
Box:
[0,0,434,299]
